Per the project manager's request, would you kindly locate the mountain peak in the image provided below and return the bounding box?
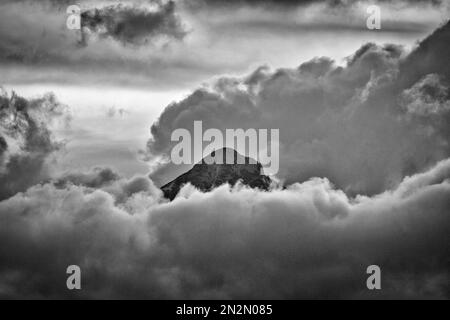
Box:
[199,147,258,165]
[161,148,271,200]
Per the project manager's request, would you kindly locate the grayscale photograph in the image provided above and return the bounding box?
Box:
[0,0,449,302]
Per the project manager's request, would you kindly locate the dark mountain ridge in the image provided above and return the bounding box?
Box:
[161,148,272,200]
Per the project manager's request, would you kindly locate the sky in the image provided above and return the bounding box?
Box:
[0,0,449,299]
[1,0,448,180]
[1,0,448,179]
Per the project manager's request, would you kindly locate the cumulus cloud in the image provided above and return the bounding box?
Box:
[148,21,450,195]
[399,73,450,122]
[0,158,448,299]
[54,167,121,189]
[0,90,70,200]
[54,166,163,205]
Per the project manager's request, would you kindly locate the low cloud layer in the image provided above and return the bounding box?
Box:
[0,158,448,298]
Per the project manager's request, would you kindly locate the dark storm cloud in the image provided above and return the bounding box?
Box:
[0,90,70,200]
[0,0,187,56]
[148,20,450,194]
[80,1,187,45]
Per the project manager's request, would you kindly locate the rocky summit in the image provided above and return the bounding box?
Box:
[161,148,272,200]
